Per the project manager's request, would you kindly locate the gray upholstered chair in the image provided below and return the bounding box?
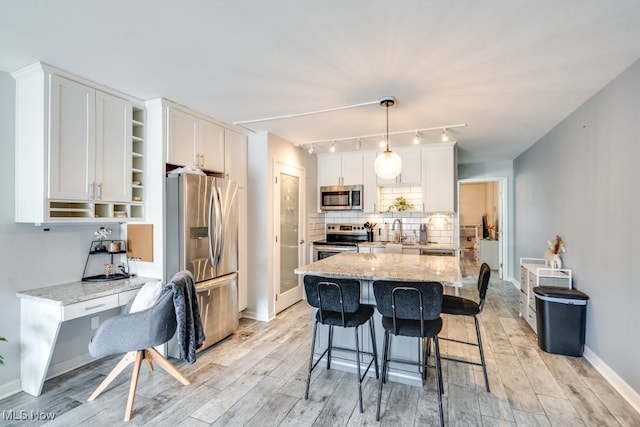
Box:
[87,286,190,421]
[373,280,444,426]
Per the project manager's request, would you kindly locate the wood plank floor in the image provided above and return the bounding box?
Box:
[2,262,639,426]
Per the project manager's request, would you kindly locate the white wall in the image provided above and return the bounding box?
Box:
[0,71,124,397]
[514,58,640,403]
[246,131,317,321]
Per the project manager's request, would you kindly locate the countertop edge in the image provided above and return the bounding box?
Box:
[16,276,157,305]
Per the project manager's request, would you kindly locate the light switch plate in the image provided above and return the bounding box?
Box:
[91,316,100,330]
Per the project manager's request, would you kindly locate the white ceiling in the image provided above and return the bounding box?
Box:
[2,1,640,164]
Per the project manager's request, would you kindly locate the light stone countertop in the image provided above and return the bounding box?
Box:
[358,241,459,251]
[295,252,462,287]
[16,276,156,305]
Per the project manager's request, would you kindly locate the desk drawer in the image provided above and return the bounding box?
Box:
[62,294,119,321]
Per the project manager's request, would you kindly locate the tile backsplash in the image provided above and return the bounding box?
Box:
[323,210,455,244]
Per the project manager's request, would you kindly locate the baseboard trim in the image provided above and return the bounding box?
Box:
[583,346,640,414]
[0,353,98,400]
[47,352,97,380]
[241,310,271,322]
[0,379,22,400]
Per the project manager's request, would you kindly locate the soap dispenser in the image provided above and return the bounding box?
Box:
[419,224,428,243]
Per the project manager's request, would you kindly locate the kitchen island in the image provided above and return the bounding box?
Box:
[294,252,463,386]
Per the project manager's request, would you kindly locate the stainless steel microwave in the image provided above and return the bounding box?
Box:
[320,185,363,211]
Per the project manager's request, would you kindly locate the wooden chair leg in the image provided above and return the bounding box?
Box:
[124,351,144,421]
[88,351,137,401]
[143,354,154,372]
[145,348,190,385]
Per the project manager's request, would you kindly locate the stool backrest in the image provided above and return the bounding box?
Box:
[477,263,491,310]
[373,281,443,321]
[304,276,361,325]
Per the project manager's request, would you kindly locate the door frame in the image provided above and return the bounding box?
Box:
[273,160,306,313]
[457,177,509,279]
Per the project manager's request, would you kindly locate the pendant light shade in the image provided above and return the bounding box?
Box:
[374,97,402,179]
[374,149,402,179]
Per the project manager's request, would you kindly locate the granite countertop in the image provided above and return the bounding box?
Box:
[358,241,459,251]
[16,276,156,305]
[295,252,462,287]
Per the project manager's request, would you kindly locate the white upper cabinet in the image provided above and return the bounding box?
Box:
[362,151,379,212]
[224,128,248,188]
[48,75,96,200]
[167,106,224,172]
[167,106,198,167]
[13,63,139,223]
[318,152,363,187]
[95,91,133,202]
[377,146,421,185]
[49,75,132,203]
[199,118,225,172]
[422,142,457,212]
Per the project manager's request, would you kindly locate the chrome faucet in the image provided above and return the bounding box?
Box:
[392,219,403,243]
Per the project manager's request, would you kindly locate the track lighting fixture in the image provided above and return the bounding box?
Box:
[329,141,336,153]
[307,143,314,154]
[356,138,362,150]
[413,132,421,145]
[441,128,449,142]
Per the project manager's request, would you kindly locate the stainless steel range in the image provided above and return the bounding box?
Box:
[312,223,367,261]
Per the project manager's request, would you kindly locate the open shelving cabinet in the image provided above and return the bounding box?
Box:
[82,239,131,282]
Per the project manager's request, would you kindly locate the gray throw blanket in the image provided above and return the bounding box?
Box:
[167,270,205,364]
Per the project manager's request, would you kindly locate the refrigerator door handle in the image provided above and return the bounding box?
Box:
[215,185,225,263]
[208,182,218,269]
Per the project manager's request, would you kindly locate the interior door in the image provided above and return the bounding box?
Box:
[274,162,304,313]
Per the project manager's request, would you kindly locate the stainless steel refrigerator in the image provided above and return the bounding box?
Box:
[165,172,239,351]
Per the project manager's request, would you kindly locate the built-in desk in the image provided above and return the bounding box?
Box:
[16,276,154,396]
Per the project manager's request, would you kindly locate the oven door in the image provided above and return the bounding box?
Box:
[313,244,357,262]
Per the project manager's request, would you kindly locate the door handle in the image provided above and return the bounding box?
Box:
[300,240,305,244]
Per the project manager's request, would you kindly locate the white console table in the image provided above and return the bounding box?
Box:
[16,276,154,396]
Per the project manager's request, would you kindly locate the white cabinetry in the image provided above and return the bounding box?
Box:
[224,128,248,312]
[317,152,363,186]
[13,63,143,222]
[377,146,421,185]
[362,151,379,212]
[479,239,499,270]
[519,258,572,333]
[422,142,456,212]
[167,106,224,172]
[224,129,248,187]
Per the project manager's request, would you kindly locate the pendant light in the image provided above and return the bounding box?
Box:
[374,97,402,179]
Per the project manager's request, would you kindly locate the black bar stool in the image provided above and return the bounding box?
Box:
[440,262,492,392]
[303,275,379,413]
[372,280,444,426]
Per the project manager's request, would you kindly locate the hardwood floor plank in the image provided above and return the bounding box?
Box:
[559,383,621,427]
[512,409,551,426]
[492,352,544,414]
[2,268,638,426]
[211,375,287,426]
[537,394,585,426]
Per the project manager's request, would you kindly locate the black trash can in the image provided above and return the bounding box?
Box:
[533,286,589,356]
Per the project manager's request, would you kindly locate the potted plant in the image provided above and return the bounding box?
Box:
[0,336,6,366]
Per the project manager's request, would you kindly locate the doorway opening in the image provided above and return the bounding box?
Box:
[458,178,507,279]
